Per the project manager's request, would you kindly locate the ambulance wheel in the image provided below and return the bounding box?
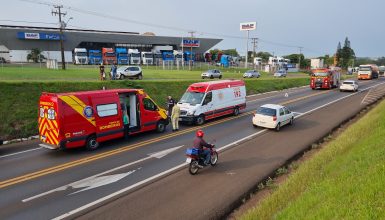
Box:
[86,136,99,150]
[156,121,166,133]
[196,115,205,125]
[119,74,125,80]
[233,107,240,116]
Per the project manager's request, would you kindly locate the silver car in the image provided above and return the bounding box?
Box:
[274,70,287,77]
[201,69,222,79]
[243,70,261,78]
[115,66,143,80]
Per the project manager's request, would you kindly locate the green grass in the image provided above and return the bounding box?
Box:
[0,78,309,140]
[241,100,385,219]
[0,65,309,81]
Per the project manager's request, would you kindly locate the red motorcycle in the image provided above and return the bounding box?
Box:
[185,145,218,175]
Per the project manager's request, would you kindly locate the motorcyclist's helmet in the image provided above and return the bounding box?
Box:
[196,130,204,137]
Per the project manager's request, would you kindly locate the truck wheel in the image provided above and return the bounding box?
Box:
[119,75,125,80]
[86,135,99,150]
[196,115,205,125]
[233,107,240,116]
[156,121,166,133]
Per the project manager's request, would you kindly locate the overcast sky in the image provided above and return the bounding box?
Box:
[1,0,384,57]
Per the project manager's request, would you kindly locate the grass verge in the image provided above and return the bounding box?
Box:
[240,99,385,219]
[0,78,309,140]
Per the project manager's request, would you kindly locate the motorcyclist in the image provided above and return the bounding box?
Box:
[193,130,213,165]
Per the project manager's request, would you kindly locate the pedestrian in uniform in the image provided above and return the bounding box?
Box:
[171,104,180,131]
[122,107,129,140]
[166,95,175,118]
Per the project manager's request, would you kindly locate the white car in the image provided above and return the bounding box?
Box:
[340,80,358,92]
[274,70,287,77]
[201,69,222,79]
[115,66,143,80]
[252,104,294,131]
[243,70,261,78]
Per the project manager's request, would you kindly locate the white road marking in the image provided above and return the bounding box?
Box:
[22,145,184,203]
[0,147,43,159]
[52,81,385,220]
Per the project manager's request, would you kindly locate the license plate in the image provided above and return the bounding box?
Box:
[186,158,192,163]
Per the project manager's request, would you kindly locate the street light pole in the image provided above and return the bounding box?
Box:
[245,30,249,68]
[188,31,195,71]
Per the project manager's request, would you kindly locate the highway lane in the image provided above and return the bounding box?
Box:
[0,79,384,219]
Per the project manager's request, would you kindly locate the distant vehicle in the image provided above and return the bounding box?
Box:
[177,80,246,125]
[141,52,154,65]
[116,48,129,65]
[252,104,294,131]
[174,50,184,63]
[254,57,262,66]
[243,70,260,78]
[38,88,168,150]
[115,66,143,80]
[88,50,102,65]
[310,68,341,89]
[358,64,379,80]
[73,48,88,65]
[378,66,385,77]
[201,69,222,79]
[340,80,358,92]
[153,51,162,65]
[128,49,141,65]
[0,57,7,63]
[162,51,174,62]
[274,69,287,77]
[102,48,116,65]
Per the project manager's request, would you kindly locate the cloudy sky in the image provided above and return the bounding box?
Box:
[1,0,384,57]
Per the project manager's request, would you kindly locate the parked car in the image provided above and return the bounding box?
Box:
[0,57,6,63]
[252,104,294,131]
[274,69,287,77]
[243,70,261,78]
[201,69,222,79]
[339,80,358,92]
[115,66,143,80]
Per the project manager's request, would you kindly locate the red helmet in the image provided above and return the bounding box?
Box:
[196,130,204,137]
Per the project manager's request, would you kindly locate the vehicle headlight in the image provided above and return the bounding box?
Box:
[187,111,195,116]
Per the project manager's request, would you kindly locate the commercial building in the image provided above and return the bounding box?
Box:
[0,25,222,63]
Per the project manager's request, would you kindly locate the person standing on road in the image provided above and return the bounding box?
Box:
[111,62,117,80]
[171,104,180,131]
[166,95,175,118]
[122,106,129,140]
[99,63,105,81]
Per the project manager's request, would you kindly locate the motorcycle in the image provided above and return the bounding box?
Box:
[185,144,218,175]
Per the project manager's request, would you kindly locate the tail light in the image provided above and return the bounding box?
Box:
[273,116,277,121]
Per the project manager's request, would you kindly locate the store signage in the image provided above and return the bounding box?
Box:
[17,32,63,41]
[182,39,200,47]
[240,22,256,31]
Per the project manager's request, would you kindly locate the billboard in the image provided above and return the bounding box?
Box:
[17,32,63,41]
[240,22,257,31]
[182,39,200,47]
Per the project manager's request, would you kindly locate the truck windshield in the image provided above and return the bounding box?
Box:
[75,52,87,56]
[145,54,153,58]
[179,92,204,105]
[131,53,140,58]
[90,52,101,56]
[106,52,115,57]
[312,72,328,77]
[119,53,128,56]
[256,107,277,117]
[359,67,371,71]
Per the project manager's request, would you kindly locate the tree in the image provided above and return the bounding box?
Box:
[335,42,341,65]
[255,51,272,63]
[27,48,45,63]
[338,37,355,69]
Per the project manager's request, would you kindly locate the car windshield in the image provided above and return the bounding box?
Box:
[179,92,205,105]
[343,81,354,85]
[246,70,255,73]
[117,67,127,71]
[256,107,277,116]
[313,72,328,77]
[207,70,215,73]
[359,67,371,71]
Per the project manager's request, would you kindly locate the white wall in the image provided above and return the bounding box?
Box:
[9,50,72,63]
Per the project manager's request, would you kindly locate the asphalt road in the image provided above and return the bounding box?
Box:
[1,78,385,220]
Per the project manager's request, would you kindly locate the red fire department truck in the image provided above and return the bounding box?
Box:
[38,89,168,150]
[310,68,341,90]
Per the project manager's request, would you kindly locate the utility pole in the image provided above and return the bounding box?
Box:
[245,30,250,68]
[298,47,303,70]
[251,37,258,68]
[188,31,195,71]
[52,5,66,70]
